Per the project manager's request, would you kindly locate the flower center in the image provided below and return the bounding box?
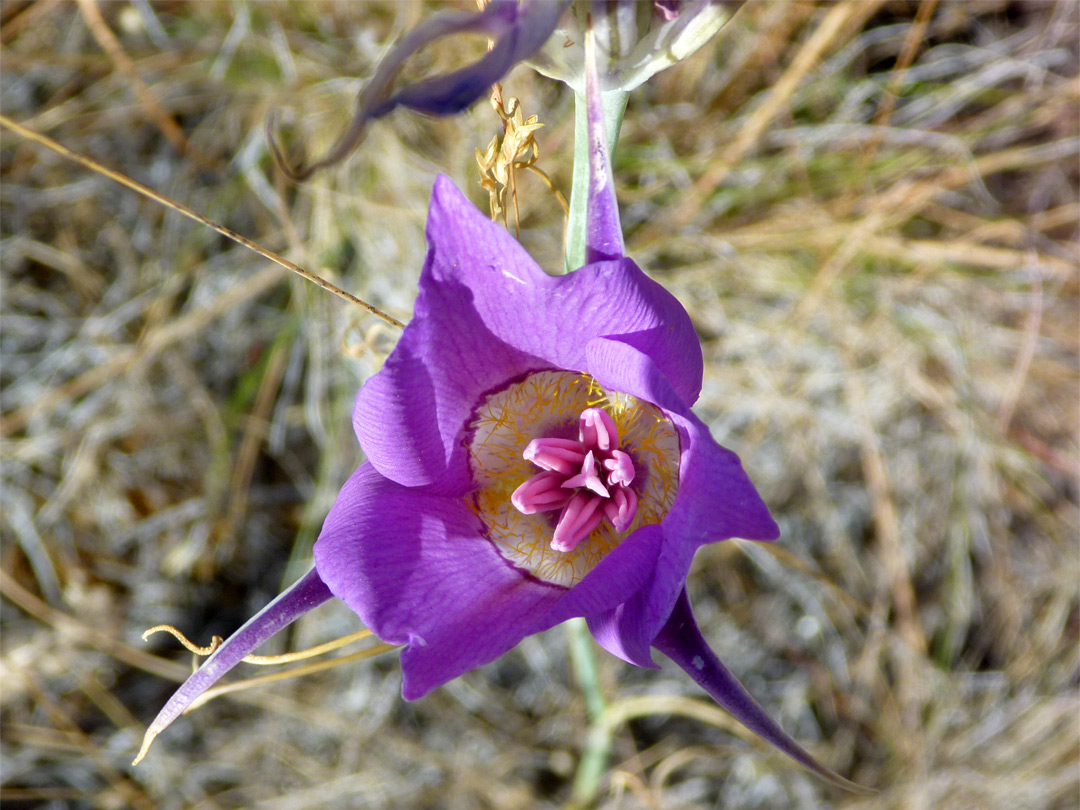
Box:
[466,370,680,587]
[511,407,639,553]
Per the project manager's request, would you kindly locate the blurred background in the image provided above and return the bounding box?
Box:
[1,1,1077,808]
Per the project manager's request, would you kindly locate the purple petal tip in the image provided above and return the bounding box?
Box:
[652,589,875,795]
[133,568,332,765]
[583,20,625,264]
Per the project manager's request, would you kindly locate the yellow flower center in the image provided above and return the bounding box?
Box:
[466,370,680,587]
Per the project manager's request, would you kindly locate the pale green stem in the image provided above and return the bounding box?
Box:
[563,89,628,274]
[566,616,606,720]
[565,616,608,803]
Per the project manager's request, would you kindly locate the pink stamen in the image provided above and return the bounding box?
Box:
[514,407,640,551]
[523,438,587,475]
[580,408,619,451]
[603,450,635,487]
[603,486,637,533]
[552,492,606,552]
[512,471,574,514]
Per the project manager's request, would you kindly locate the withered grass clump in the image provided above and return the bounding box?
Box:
[1,2,1076,809]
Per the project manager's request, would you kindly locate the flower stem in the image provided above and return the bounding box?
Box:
[564,89,628,273]
[566,616,609,802]
[566,617,606,719]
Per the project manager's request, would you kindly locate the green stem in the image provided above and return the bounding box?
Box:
[567,617,606,720]
[565,616,608,804]
[564,89,628,274]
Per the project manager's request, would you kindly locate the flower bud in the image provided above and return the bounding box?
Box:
[526,0,744,93]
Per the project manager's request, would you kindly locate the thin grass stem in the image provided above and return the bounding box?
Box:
[0,114,404,329]
[185,642,400,712]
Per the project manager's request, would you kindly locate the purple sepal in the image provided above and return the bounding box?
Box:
[134,568,331,762]
[275,0,569,180]
[583,19,625,264]
[653,589,874,795]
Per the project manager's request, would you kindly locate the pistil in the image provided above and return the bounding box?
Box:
[512,407,639,552]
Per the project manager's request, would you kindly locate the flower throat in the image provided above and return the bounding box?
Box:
[467,370,680,587]
[512,407,639,552]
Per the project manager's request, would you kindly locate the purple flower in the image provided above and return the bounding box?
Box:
[307,177,859,792]
[146,195,859,785]
[139,180,855,789]
[138,25,866,795]
[316,171,766,685]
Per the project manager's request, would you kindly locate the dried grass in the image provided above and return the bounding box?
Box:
[2,1,1077,808]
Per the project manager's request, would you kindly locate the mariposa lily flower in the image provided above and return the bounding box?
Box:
[138,24,865,796]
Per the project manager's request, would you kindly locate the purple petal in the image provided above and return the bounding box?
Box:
[355,176,702,489]
[587,524,691,668]
[653,590,874,794]
[273,1,569,180]
[586,335,779,544]
[583,21,625,264]
[313,463,663,699]
[133,568,331,763]
[584,336,778,665]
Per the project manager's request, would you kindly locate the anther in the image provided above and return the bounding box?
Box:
[514,406,639,551]
[552,491,606,552]
[580,408,618,451]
